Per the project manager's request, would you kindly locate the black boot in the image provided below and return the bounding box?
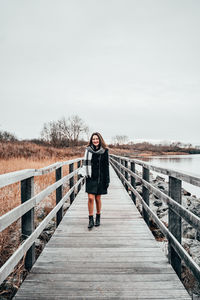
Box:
[95,213,101,226]
[88,215,94,229]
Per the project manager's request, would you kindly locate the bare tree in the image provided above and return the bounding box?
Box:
[40,115,89,147]
[112,135,129,145]
[0,130,18,142]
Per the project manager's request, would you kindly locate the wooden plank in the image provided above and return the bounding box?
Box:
[0,178,82,284]
[0,169,35,188]
[13,166,190,300]
[0,158,82,188]
[111,156,200,232]
[111,160,200,282]
[20,272,183,282]
[0,171,80,233]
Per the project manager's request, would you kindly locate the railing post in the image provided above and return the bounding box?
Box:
[124,160,128,192]
[21,176,35,270]
[116,157,119,169]
[130,162,136,204]
[142,167,150,226]
[117,157,120,177]
[114,156,117,169]
[168,176,182,278]
[121,159,125,184]
[77,160,81,193]
[119,158,122,180]
[69,163,75,204]
[56,167,63,227]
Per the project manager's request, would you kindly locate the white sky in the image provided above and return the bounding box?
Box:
[0,0,200,145]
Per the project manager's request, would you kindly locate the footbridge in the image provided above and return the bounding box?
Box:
[0,153,200,299]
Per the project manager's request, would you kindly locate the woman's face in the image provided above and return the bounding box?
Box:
[92,135,100,147]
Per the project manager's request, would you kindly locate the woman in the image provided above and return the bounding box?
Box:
[78,132,110,229]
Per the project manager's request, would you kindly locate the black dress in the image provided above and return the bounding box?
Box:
[85,148,110,195]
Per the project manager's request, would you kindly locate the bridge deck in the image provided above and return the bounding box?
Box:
[14,166,190,299]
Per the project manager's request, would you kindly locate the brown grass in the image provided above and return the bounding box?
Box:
[0,143,85,298]
[0,141,86,160]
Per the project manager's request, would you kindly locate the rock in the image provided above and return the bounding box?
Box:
[37,208,45,220]
[183,239,200,266]
[155,175,165,182]
[196,231,200,242]
[182,188,191,196]
[63,202,70,211]
[157,183,166,190]
[35,238,41,247]
[157,207,168,218]
[136,181,142,186]
[190,203,200,218]
[182,195,191,207]
[44,220,55,231]
[39,231,50,242]
[183,227,196,239]
[153,199,163,207]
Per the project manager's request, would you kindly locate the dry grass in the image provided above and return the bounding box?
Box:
[0,141,85,160]
[0,143,85,298]
[0,156,81,258]
[0,141,198,298]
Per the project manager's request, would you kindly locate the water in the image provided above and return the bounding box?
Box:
[140,154,200,198]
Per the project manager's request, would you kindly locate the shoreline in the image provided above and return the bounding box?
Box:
[133,170,200,297]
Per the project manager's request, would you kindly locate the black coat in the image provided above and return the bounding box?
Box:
[85,148,110,195]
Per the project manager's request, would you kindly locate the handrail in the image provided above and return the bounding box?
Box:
[110,154,200,187]
[0,169,79,232]
[0,178,83,285]
[112,160,200,231]
[109,154,200,283]
[0,157,81,188]
[0,157,84,285]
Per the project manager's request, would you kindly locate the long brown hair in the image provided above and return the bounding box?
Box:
[87,132,108,149]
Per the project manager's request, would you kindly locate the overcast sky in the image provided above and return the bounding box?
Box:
[0,0,200,145]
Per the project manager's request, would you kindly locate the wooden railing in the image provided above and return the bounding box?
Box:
[0,157,85,285]
[109,154,200,283]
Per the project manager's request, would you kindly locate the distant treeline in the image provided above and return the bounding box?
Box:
[0,139,200,160]
[109,142,200,155]
[0,130,17,142]
[1,118,200,157]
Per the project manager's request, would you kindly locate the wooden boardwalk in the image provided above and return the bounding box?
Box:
[14,166,191,299]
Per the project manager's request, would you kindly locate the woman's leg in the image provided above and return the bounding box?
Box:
[88,193,95,215]
[95,194,101,214]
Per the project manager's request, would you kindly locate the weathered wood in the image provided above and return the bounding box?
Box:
[21,176,35,270]
[77,160,82,193]
[21,272,185,284]
[130,161,136,204]
[168,176,182,278]
[69,163,75,204]
[56,166,63,226]
[124,160,129,192]
[0,158,82,188]
[0,178,82,285]
[110,156,200,231]
[0,169,35,189]
[13,167,190,299]
[110,160,200,283]
[142,166,149,226]
[0,170,79,233]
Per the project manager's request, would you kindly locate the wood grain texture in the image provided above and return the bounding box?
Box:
[0,157,82,188]
[13,166,190,299]
[110,157,200,282]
